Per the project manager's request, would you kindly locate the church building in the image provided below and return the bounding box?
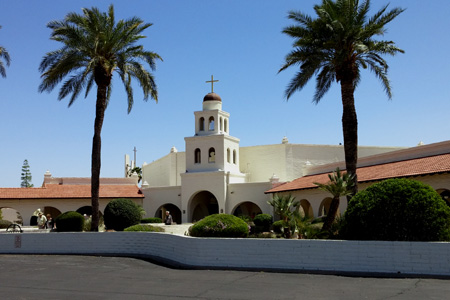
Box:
[140,82,402,224]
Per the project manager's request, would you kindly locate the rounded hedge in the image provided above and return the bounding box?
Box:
[253,213,273,232]
[341,178,450,241]
[189,214,249,238]
[124,224,165,232]
[141,217,163,224]
[272,220,284,234]
[104,198,142,231]
[55,211,84,232]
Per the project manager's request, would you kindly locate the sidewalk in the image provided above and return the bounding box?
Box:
[0,226,50,233]
[152,223,193,236]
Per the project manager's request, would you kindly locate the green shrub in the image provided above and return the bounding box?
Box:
[272,220,284,234]
[253,214,273,232]
[341,178,450,241]
[238,215,252,223]
[0,219,12,229]
[311,216,326,224]
[141,217,163,223]
[124,224,165,232]
[104,198,142,231]
[189,214,249,238]
[55,211,84,232]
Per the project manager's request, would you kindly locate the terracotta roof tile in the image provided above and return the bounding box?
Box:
[0,184,144,199]
[266,153,450,193]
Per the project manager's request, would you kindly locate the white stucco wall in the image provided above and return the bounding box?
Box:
[142,186,181,219]
[1,232,449,277]
[180,171,227,223]
[226,182,273,215]
[142,143,404,188]
[142,152,185,187]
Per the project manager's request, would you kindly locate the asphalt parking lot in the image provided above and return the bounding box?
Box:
[1,255,449,299]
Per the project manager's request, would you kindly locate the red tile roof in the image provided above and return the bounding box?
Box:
[0,184,144,199]
[266,153,450,194]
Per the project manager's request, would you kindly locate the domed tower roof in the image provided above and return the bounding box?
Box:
[203,92,222,102]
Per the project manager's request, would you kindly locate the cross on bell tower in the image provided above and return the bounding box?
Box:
[205,75,219,93]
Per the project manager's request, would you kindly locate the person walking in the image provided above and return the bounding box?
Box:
[37,212,47,229]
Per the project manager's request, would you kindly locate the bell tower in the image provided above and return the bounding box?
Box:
[184,76,243,177]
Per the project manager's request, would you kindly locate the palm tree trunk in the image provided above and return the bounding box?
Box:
[340,79,358,198]
[91,84,107,232]
[322,196,339,232]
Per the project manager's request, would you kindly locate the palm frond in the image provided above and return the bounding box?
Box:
[39,4,161,111]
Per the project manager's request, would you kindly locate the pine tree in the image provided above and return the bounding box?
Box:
[21,159,34,188]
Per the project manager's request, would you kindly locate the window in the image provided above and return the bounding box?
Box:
[233,149,237,164]
[219,117,223,132]
[209,117,214,131]
[199,117,205,131]
[224,119,228,133]
[227,148,230,163]
[195,148,201,164]
[209,147,216,163]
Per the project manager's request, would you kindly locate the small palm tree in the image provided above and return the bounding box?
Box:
[279,0,404,196]
[267,194,300,238]
[0,26,11,78]
[315,168,355,233]
[39,5,161,231]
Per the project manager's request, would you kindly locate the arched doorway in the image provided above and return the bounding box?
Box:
[189,191,218,222]
[318,197,333,217]
[1,207,23,225]
[155,204,182,224]
[299,199,313,218]
[44,206,62,220]
[232,202,262,220]
[77,206,93,216]
[76,206,104,223]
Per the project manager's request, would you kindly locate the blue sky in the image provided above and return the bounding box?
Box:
[0,0,449,187]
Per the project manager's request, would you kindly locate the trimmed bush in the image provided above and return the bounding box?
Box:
[341,178,450,241]
[189,214,249,238]
[141,217,163,224]
[0,219,12,229]
[104,198,141,231]
[55,211,84,232]
[124,224,165,232]
[253,214,273,232]
[272,220,284,234]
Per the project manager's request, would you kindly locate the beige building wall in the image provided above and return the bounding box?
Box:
[142,186,181,220]
[142,151,185,187]
[1,198,143,226]
[274,173,450,220]
[142,143,403,187]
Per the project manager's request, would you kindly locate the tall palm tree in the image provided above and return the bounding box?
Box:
[38,5,162,231]
[279,0,404,196]
[315,168,354,232]
[0,26,11,78]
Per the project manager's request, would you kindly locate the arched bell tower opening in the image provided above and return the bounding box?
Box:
[189,191,218,222]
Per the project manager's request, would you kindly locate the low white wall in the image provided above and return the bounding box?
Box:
[0,232,449,277]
